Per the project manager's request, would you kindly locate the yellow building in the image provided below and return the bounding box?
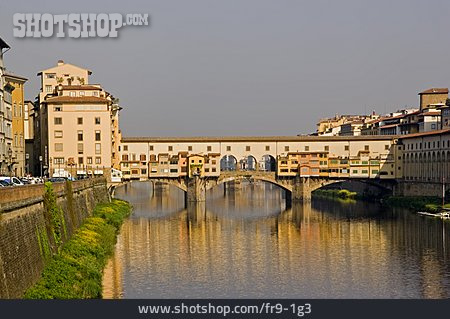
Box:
[188,154,205,177]
[419,88,448,111]
[4,72,27,176]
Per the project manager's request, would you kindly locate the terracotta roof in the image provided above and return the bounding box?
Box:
[3,71,28,82]
[419,88,448,95]
[122,135,396,143]
[418,111,441,116]
[61,85,102,90]
[43,96,109,104]
[380,124,399,129]
[398,128,450,139]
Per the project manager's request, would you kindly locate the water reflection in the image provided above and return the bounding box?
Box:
[102,181,450,299]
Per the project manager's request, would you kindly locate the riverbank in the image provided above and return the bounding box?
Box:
[384,196,450,213]
[313,188,449,213]
[23,199,131,299]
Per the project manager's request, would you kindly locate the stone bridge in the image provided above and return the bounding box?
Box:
[146,171,348,202]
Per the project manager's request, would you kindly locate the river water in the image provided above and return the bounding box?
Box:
[102,181,450,298]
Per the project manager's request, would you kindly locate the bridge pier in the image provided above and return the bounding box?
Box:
[291,176,312,202]
[186,176,206,202]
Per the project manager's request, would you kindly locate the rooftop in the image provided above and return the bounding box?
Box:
[43,96,109,104]
[398,128,450,139]
[419,88,449,95]
[122,135,396,143]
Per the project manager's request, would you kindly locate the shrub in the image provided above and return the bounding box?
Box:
[24,199,131,299]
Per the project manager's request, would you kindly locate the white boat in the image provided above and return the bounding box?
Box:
[417,211,450,219]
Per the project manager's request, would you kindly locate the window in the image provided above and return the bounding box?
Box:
[53,157,64,164]
[227,146,231,151]
[54,117,62,125]
[352,170,358,174]
[305,146,309,151]
[54,131,63,138]
[266,145,270,151]
[46,73,56,79]
[95,130,101,141]
[77,131,83,141]
[55,143,63,151]
[141,169,147,175]
[246,146,251,151]
[212,168,216,172]
[385,144,390,150]
[324,145,329,151]
[45,85,52,93]
[95,157,101,164]
[70,91,76,97]
[372,170,379,174]
[79,91,85,96]
[87,157,93,164]
[168,146,173,151]
[362,169,368,174]
[345,145,349,151]
[77,117,83,125]
[93,91,98,97]
[123,145,128,151]
[78,143,84,154]
[95,143,101,154]
[188,146,192,151]
[285,146,289,152]
[78,157,84,165]
[207,146,212,152]
[364,145,369,151]
[149,145,153,151]
[95,117,101,125]
[140,154,146,161]
[54,106,62,112]
[122,154,129,161]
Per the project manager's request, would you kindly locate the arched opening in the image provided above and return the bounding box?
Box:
[220,155,237,171]
[260,155,276,172]
[239,155,257,171]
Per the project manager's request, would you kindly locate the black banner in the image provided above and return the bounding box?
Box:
[0,299,448,319]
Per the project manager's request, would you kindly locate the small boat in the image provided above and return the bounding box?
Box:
[417,211,450,219]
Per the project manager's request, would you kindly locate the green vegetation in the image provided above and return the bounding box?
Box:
[384,196,447,213]
[43,182,67,253]
[313,189,358,200]
[24,199,131,299]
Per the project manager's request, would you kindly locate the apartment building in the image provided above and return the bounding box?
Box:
[35,60,122,178]
[400,129,450,183]
[0,37,11,175]
[4,72,27,176]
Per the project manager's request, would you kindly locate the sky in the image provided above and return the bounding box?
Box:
[1,0,450,136]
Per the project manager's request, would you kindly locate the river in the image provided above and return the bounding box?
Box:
[102,181,450,298]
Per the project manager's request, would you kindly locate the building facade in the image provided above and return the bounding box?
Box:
[35,60,122,178]
[400,129,450,183]
[4,72,27,176]
[120,136,402,181]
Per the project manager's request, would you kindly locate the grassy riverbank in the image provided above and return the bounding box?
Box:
[384,196,449,213]
[24,199,131,299]
[313,189,358,200]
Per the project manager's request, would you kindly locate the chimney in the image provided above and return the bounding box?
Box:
[57,59,64,66]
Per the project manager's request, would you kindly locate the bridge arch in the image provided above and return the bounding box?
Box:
[205,174,293,193]
[260,154,276,172]
[220,155,237,171]
[239,155,257,171]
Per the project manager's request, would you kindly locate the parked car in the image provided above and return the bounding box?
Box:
[0,176,25,186]
[0,180,11,187]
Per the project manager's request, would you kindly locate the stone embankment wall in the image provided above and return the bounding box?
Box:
[0,178,109,298]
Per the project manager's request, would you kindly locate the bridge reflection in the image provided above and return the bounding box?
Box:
[104,181,450,298]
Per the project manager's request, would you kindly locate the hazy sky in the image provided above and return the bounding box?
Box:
[1,0,450,136]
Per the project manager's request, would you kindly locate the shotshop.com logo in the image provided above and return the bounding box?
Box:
[13,13,149,38]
